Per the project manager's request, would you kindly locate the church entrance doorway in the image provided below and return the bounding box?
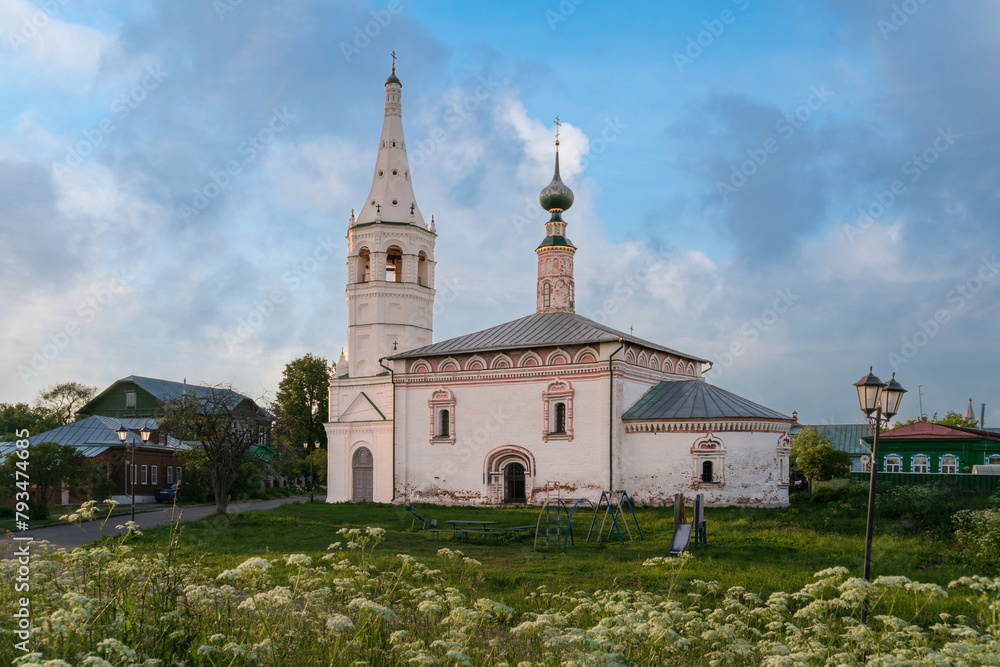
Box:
[503,462,526,503]
[352,447,373,502]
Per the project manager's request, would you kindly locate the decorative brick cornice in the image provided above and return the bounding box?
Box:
[624,420,789,434]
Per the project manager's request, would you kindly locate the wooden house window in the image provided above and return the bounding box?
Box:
[141,465,148,485]
[167,466,173,484]
[126,391,136,408]
[884,454,902,473]
[911,455,929,474]
[151,465,158,485]
[940,455,958,474]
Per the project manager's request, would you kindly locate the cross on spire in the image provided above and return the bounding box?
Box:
[554,115,561,147]
[391,50,397,73]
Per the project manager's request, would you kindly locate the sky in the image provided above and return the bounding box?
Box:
[0,0,997,427]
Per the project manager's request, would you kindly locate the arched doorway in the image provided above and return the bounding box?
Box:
[504,462,526,503]
[352,447,373,502]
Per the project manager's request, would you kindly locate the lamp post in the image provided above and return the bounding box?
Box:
[117,425,152,522]
[303,441,320,502]
[853,367,906,624]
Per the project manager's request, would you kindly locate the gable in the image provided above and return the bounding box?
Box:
[338,392,387,422]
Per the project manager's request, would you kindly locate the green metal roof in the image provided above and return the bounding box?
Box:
[623,380,790,421]
[536,235,576,250]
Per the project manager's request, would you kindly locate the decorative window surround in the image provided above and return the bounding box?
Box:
[542,379,574,442]
[428,387,456,445]
[691,433,725,487]
[940,454,958,474]
[911,454,929,474]
[776,434,791,488]
[884,454,902,473]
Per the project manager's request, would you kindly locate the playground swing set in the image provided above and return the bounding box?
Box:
[404,485,708,555]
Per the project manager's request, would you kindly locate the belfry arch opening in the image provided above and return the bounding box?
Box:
[418,251,428,286]
[386,246,403,282]
[357,248,371,283]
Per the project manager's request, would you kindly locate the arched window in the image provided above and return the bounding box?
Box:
[552,403,566,434]
[361,248,372,282]
[569,283,574,309]
[701,460,714,483]
[418,251,428,286]
[438,409,450,438]
[385,246,403,282]
[543,282,551,308]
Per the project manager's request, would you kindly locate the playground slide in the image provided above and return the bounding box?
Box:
[668,522,692,555]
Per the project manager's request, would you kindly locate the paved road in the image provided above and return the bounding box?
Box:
[3,496,311,555]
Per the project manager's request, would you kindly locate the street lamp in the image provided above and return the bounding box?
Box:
[117,425,153,522]
[853,367,906,624]
[303,441,320,502]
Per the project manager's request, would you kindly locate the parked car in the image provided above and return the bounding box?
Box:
[155,483,179,503]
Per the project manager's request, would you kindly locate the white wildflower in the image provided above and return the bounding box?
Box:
[326,613,355,633]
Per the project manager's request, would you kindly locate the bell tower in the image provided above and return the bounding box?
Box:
[343,58,437,378]
[536,117,577,314]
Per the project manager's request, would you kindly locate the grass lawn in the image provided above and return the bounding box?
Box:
[5,493,997,666]
[122,497,983,619]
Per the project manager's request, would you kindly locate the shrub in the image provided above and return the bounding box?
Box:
[954,508,1000,566]
[28,500,50,521]
[0,504,14,519]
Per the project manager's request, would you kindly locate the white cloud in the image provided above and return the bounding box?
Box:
[0,0,112,91]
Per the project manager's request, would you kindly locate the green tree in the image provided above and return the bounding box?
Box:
[0,403,61,441]
[790,426,851,482]
[160,385,270,515]
[890,411,978,430]
[0,441,99,510]
[272,354,330,450]
[35,381,98,424]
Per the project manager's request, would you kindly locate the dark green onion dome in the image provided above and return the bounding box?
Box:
[539,150,574,212]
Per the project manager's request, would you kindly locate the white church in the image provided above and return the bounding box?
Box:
[325,64,794,508]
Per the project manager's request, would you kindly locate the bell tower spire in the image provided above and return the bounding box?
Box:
[353,52,424,228]
[536,117,577,313]
[342,56,437,377]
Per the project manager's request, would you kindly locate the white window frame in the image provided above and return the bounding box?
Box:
[940,454,958,474]
[542,380,574,442]
[428,388,456,445]
[911,454,929,474]
[691,434,725,487]
[988,454,1000,465]
[126,391,136,408]
[167,466,173,484]
[141,465,148,485]
[884,454,902,473]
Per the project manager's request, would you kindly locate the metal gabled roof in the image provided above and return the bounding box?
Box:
[80,375,271,418]
[622,380,791,421]
[21,416,183,450]
[390,311,707,362]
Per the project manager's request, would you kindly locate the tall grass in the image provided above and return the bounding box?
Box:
[3,489,998,665]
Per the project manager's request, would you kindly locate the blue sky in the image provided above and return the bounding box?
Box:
[1,0,997,426]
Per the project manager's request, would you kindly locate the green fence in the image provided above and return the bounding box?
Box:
[849,472,1000,493]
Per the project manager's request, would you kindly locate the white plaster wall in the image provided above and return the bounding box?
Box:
[325,422,393,503]
[621,429,789,507]
[395,372,611,504]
